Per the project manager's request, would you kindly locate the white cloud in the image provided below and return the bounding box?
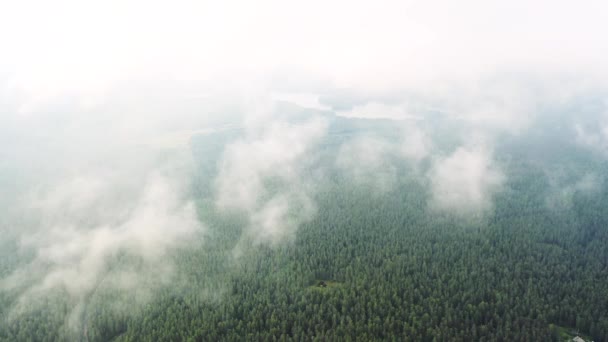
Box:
[576,107,608,155]
[0,82,206,324]
[429,146,504,215]
[271,92,331,112]
[336,102,421,121]
[545,172,602,210]
[1,0,607,102]
[215,113,327,245]
[2,169,202,329]
[400,123,432,165]
[336,137,397,193]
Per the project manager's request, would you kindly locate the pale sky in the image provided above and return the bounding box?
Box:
[1,0,607,102]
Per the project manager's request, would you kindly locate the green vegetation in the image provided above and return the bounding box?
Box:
[551,324,594,341]
[1,114,608,341]
[307,280,343,291]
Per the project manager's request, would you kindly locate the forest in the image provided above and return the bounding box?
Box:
[1,105,607,342]
[2,0,608,340]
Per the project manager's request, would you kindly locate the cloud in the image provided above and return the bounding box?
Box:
[400,123,432,165]
[214,111,328,246]
[334,110,433,192]
[575,104,608,155]
[1,0,607,103]
[545,172,602,210]
[336,102,420,121]
[429,146,504,215]
[336,137,397,193]
[2,167,202,332]
[0,81,211,332]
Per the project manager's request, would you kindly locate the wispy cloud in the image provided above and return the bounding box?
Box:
[429,146,504,215]
[215,109,328,246]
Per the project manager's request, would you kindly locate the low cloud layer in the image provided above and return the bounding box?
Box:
[215,112,327,246]
[335,120,431,194]
[2,164,202,332]
[0,83,210,332]
[545,172,602,211]
[400,123,432,165]
[336,137,397,193]
[429,146,504,215]
[576,104,608,156]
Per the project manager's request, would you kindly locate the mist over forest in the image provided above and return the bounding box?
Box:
[1,1,608,341]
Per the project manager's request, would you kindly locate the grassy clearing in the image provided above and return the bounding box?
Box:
[307,280,343,291]
[550,324,593,341]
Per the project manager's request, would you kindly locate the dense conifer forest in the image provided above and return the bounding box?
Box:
[1,111,607,341]
[3,0,608,340]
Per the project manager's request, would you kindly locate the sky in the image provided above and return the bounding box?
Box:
[1,0,607,100]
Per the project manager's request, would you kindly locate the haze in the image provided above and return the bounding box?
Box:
[1,1,608,341]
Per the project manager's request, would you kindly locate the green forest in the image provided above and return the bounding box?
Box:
[1,110,608,342]
[3,0,608,340]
